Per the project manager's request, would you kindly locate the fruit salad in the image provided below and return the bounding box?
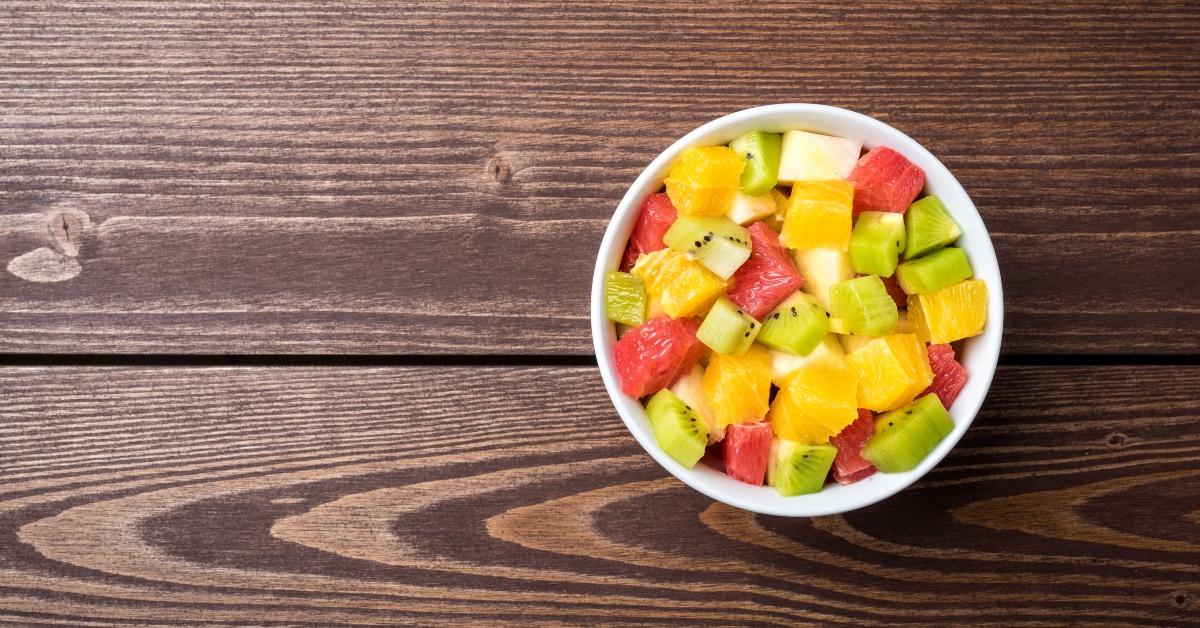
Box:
[605,129,989,497]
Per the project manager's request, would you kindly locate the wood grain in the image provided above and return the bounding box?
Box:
[1,1,1198,354]
[0,365,1196,625]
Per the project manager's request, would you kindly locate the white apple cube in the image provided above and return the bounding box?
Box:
[792,247,854,310]
[726,191,777,226]
[768,334,847,386]
[778,130,862,182]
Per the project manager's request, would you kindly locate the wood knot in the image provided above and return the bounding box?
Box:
[0,206,92,282]
[484,155,512,185]
[1173,592,1191,608]
[1106,433,1127,447]
[50,208,92,257]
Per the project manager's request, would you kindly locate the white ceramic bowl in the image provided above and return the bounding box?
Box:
[591,104,1003,517]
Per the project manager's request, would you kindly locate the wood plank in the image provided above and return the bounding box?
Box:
[0,365,1196,625]
[0,1,1198,354]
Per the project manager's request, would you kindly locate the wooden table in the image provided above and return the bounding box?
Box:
[1,2,1197,625]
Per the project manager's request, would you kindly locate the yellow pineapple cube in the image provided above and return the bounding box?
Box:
[847,334,934,412]
[702,344,771,428]
[631,249,726,319]
[664,146,746,217]
[909,278,989,343]
[780,180,854,251]
[767,366,858,444]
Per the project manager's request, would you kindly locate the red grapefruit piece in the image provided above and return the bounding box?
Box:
[613,316,703,398]
[727,222,804,319]
[922,343,968,409]
[848,147,925,215]
[723,421,772,486]
[620,193,677,271]
[830,409,877,484]
[881,274,908,307]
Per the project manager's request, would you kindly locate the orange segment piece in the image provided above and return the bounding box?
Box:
[767,366,858,444]
[780,180,855,251]
[702,344,772,428]
[631,249,726,319]
[664,146,746,217]
[847,333,934,411]
[909,278,989,343]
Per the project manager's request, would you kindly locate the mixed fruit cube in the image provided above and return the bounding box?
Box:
[607,128,988,497]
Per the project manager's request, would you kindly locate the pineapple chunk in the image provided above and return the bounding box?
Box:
[792,247,853,310]
[847,334,934,412]
[631,249,725,319]
[909,278,989,343]
[777,130,862,182]
[768,366,858,444]
[838,333,873,354]
[780,180,854,251]
[726,191,777,225]
[768,334,846,386]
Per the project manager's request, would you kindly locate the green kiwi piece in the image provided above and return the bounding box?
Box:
[862,393,954,473]
[767,438,837,496]
[904,196,962,259]
[697,297,760,355]
[646,389,710,468]
[827,275,898,337]
[849,211,906,277]
[729,130,783,196]
[663,215,752,279]
[895,247,973,295]
[757,291,829,356]
[604,271,646,326]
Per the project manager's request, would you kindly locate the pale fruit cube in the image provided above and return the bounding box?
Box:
[838,333,873,354]
[631,249,725,319]
[792,247,853,310]
[847,334,934,412]
[909,278,989,343]
[780,180,854,251]
[726,191,777,225]
[768,334,847,386]
[670,364,724,443]
[778,130,863,182]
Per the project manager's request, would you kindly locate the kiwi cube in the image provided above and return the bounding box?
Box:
[663,216,752,279]
[757,292,829,356]
[604,271,646,326]
[849,211,907,277]
[646,389,710,468]
[896,247,973,295]
[767,438,837,496]
[828,275,898,337]
[729,131,782,196]
[862,393,954,472]
[697,297,760,355]
[904,196,962,259]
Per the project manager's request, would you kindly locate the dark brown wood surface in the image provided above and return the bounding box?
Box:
[1,1,1198,354]
[3,1,1199,626]
[0,365,1196,626]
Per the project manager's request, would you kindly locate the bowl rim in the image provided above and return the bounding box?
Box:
[590,103,1004,517]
